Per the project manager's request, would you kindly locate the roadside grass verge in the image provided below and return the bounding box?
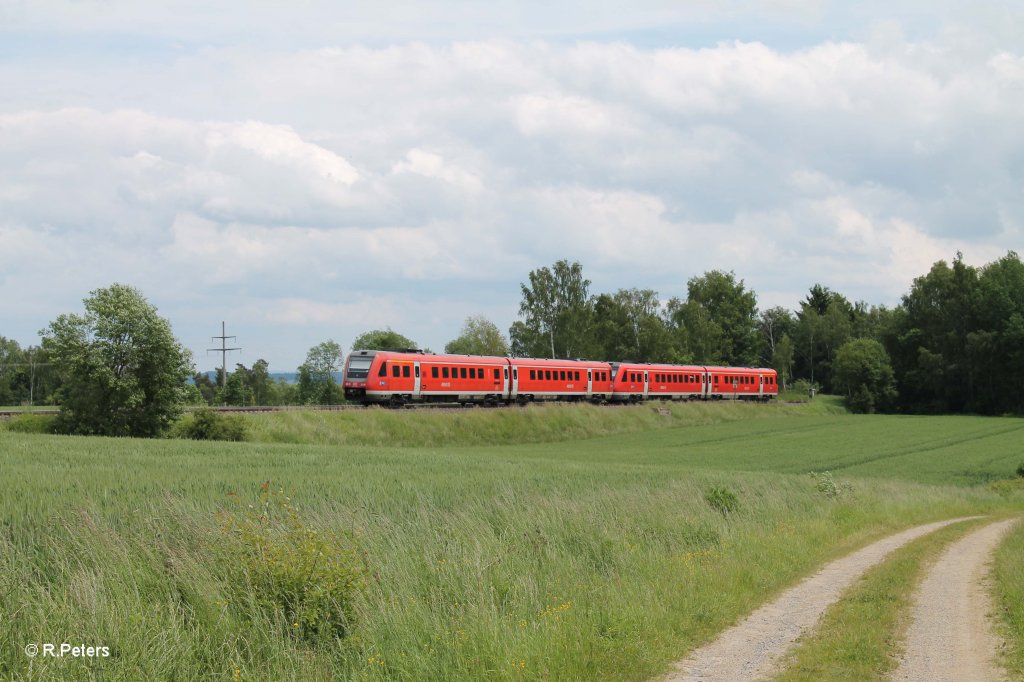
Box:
[1,428,1021,680]
[994,512,1024,678]
[773,516,990,681]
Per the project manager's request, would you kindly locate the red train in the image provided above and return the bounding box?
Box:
[342,349,778,406]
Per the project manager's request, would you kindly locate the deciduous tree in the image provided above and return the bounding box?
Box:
[42,284,192,437]
[667,270,759,366]
[834,338,897,413]
[445,316,510,356]
[297,340,344,405]
[351,329,418,351]
[511,260,593,358]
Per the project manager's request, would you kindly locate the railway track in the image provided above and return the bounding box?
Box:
[1,397,798,420]
[0,402,494,419]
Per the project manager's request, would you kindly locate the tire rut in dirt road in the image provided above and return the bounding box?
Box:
[892,517,1018,682]
[662,517,980,682]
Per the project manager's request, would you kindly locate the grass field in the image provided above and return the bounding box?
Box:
[1,401,1022,680]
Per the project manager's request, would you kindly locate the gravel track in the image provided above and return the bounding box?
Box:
[662,517,979,682]
[892,517,1018,682]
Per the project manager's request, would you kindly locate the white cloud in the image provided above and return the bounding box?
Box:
[1,27,1021,368]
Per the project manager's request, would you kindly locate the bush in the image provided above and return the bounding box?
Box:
[176,409,247,441]
[810,471,854,498]
[217,483,366,642]
[705,486,740,516]
[4,413,58,434]
[1016,462,1024,479]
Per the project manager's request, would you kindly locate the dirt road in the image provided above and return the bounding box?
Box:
[892,517,1018,682]
[663,517,979,682]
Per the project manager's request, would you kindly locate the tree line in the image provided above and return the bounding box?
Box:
[2,251,1021,436]
[502,253,1024,415]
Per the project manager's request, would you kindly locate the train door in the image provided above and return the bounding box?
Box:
[704,372,711,399]
[587,369,593,398]
[759,374,764,399]
[507,367,516,399]
[643,371,649,399]
[413,362,421,398]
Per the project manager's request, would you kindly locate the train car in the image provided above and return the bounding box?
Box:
[508,357,613,403]
[636,363,710,401]
[611,362,708,402]
[343,349,510,405]
[705,366,778,401]
[343,349,779,406]
[609,362,651,402]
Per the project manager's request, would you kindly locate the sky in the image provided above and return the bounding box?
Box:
[1,1,1022,371]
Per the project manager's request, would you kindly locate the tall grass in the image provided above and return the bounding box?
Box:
[994,511,1024,678]
[2,421,1021,680]
[242,398,847,448]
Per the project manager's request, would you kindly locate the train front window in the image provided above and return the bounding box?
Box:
[346,356,373,379]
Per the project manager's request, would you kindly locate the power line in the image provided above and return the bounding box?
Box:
[207,321,241,394]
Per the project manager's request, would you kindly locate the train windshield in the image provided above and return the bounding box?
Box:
[346,356,373,379]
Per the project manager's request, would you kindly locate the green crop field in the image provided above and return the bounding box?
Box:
[1,401,1022,680]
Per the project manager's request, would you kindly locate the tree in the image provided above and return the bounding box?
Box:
[249,359,272,406]
[297,340,344,404]
[42,284,193,437]
[591,289,674,362]
[667,270,759,366]
[758,306,795,367]
[510,260,593,358]
[771,334,795,389]
[888,254,979,413]
[833,338,897,413]
[0,336,18,405]
[223,363,253,406]
[445,315,510,356]
[0,338,59,406]
[792,286,856,392]
[351,329,418,351]
[192,371,218,405]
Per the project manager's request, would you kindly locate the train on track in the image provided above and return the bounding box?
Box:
[342,349,778,407]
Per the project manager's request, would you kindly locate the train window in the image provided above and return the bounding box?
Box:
[431,367,438,378]
[442,367,449,378]
[379,361,387,377]
[545,370,551,380]
[402,365,410,378]
[460,367,467,379]
[530,369,536,380]
[560,370,566,381]
[575,371,580,381]
[391,365,399,378]
[494,368,500,380]
[469,368,476,379]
